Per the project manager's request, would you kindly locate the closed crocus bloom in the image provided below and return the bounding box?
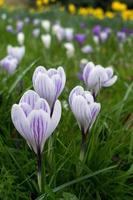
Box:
[32,28,40,38]
[33,66,66,112]
[64,42,75,58]
[0,55,18,74]
[81,45,93,54]
[16,20,24,32]
[83,62,118,98]
[69,86,101,135]
[11,90,61,154]
[17,32,25,45]
[65,28,74,41]
[7,45,25,62]
[41,20,51,32]
[75,34,86,45]
[52,24,65,41]
[41,34,51,49]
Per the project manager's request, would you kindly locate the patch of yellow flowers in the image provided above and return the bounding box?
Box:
[68,2,133,21]
[0,0,4,7]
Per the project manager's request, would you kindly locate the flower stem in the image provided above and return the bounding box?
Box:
[37,149,42,193]
[79,133,87,162]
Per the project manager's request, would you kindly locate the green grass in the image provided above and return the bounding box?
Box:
[0,8,133,200]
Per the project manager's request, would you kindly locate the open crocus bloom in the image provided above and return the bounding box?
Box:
[33,66,66,111]
[83,62,118,97]
[11,90,61,154]
[7,45,25,62]
[69,86,101,135]
[0,55,18,74]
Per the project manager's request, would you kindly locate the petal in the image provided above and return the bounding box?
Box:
[84,91,94,103]
[105,67,114,78]
[35,98,50,114]
[11,104,30,142]
[69,86,84,106]
[28,110,50,153]
[51,74,62,98]
[46,100,61,140]
[19,90,40,109]
[47,68,57,77]
[89,103,101,129]
[33,73,56,108]
[103,75,118,87]
[32,66,46,87]
[19,103,32,116]
[83,62,94,84]
[57,66,66,92]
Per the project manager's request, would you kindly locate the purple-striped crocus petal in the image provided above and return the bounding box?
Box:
[33,73,56,109]
[103,75,118,87]
[35,98,50,114]
[7,45,25,62]
[19,90,40,109]
[19,103,32,117]
[71,95,92,134]
[84,91,94,103]
[83,62,94,84]
[69,86,84,106]
[105,67,114,78]
[57,67,66,92]
[47,68,57,77]
[89,103,101,129]
[11,104,30,143]
[28,110,50,153]
[46,100,61,140]
[52,74,62,99]
[32,66,46,87]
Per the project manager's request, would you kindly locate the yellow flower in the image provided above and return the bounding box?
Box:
[93,8,104,19]
[122,9,133,20]
[112,1,127,12]
[36,0,43,7]
[43,0,49,5]
[0,0,4,6]
[78,7,88,16]
[105,11,115,18]
[68,4,76,14]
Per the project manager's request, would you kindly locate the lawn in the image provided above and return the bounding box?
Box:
[0,8,133,200]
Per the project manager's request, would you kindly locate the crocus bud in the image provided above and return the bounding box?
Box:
[7,45,25,62]
[65,28,74,41]
[81,45,93,54]
[83,62,118,98]
[16,20,24,32]
[32,66,66,112]
[32,28,40,38]
[0,55,18,74]
[52,24,65,41]
[64,42,75,58]
[17,32,25,45]
[11,90,61,154]
[69,86,101,135]
[41,34,51,49]
[41,20,51,32]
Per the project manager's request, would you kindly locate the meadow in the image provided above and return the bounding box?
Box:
[0,7,133,200]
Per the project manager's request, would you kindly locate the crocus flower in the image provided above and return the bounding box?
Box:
[64,42,75,58]
[77,58,89,81]
[33,18,40,26]
[11,90,61,154]
[17,32,25,46]
[75,34,86,45]
[81,45,93,54]
[69,86,101,135]
[92,25,101,36]
[117,31,126,42]
[41,34,51,49]
[0,55,18,74]
[52,24,65,41]
[16,20,24,32]
[41,20,51,32]
[83,62,118,98]
[7,45,25,62]
[32,66,66,113]
[6,25,14,33]
[65,28,74,41]
[32,28,40,38]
